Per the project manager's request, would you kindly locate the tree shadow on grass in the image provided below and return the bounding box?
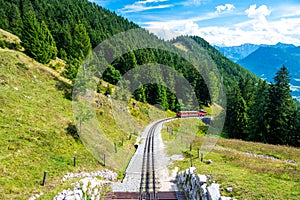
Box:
[54,77,73,100]
[66,122,81,142]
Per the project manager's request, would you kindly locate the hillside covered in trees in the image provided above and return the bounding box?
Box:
[225,66,299,146]
[177,36,300,146]
[0,0,299,146]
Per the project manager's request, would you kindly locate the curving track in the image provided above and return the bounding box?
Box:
[107,118,186,200]
[139,119,166,199]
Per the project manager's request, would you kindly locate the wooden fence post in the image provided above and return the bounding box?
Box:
[41,171,47,186]
[129,133,132,140]
[114,142,117,153]
[103,154,106,166]
[73,156,76,167]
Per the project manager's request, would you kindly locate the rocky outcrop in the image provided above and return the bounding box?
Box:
[29,169,118,200]
[62,169,118,182]
[54,177,111,200]
[176,167,235,200]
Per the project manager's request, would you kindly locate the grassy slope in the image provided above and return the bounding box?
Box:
[162,119,300,200]
[0,29,21,44]
[0,49,101,199]
[0,30,168,199]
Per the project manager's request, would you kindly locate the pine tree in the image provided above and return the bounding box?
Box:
[21,11,41,60]
[225,84,248,139]
[102,65,121,84]
[167,89,177,111]
[41,21,57,60]
[290,106,300,146]
[8,4,23,37]
[246,80,270,142]
[156,85,169,110]
[71,23,92,61]
[114,51,137,74]
[0,0,9,30]
[21,11,56,64]
[133,86,146,103]
[266,66,294,145]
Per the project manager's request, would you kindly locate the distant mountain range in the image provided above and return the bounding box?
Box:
[216,43,300,101]
[216,43,297,63]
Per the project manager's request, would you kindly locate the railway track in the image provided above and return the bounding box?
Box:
[106,118,187,200]
[139,119,164,200]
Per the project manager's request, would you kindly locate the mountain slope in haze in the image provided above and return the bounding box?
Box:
[238,46,300,78]
[178,36,260,87]
[238,45,300,100]
[215,43,261,62]
[216,43,296,63]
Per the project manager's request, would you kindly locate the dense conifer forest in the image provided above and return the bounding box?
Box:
[0,0,299,146]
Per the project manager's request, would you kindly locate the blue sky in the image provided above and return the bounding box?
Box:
[89,0,300,46]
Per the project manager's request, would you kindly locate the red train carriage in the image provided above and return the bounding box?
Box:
[176,110,207,118]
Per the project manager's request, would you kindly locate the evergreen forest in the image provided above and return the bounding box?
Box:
[0,0,299,146]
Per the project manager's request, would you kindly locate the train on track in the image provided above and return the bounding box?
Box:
[176,110,207,118]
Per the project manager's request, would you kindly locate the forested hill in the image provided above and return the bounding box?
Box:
[172,36,299,147]
[0,0,138,64]
[1,0,299,146]
[0,0,258,109]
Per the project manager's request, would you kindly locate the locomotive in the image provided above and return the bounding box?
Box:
[176,110,207,118]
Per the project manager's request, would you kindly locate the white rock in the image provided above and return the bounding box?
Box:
[207,183,221,200]
[189,167,196,174]
[64,196,75,200]
[201,183,208,200]
[198,174,207,184]
[219,197,233,200]
[226,187,233,192]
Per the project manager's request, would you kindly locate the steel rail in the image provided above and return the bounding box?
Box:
[139,118,173,199]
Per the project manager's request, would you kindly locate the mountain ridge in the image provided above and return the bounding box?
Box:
[215,42,298,62]
[216,42,300,100]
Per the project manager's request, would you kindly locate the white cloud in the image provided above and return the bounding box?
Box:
[273,4,300,18]
[181,0,204,6]
[141,3,300,46]
[146,28,181,40]
[143,14,300,46]
[216,4,235,13]
[118,0,172,13]
[245,4,271,20]
[137,0,168,4]
[290,84,300,92]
